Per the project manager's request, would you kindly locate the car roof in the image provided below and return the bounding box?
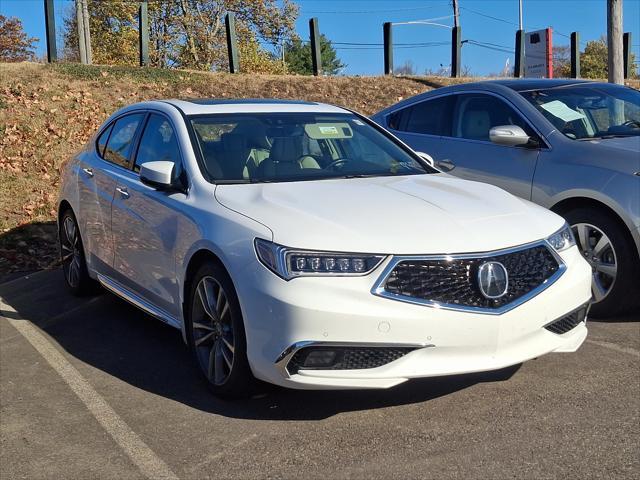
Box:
[162,98,351,115]
[372,78,620,118]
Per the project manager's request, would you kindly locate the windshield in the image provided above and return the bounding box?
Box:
[189,112,432,183]
[519,85,640,140]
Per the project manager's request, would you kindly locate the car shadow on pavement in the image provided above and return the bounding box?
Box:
[1,268,529,421]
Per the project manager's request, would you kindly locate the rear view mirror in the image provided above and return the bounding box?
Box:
[140,161,174,190]
[415,151,436,168]
[489,125,531,147]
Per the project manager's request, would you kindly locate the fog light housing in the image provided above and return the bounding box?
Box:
[302,349,337,368]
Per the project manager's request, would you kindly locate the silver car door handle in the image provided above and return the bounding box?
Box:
[82,167,94,177]
[435,160,456,172]
[116,187,129,198]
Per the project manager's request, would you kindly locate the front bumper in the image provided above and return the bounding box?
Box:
[234,245,592,390]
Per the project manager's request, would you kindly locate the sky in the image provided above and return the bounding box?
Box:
[2,0,639,76]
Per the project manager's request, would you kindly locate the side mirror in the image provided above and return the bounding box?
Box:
[489,125,532,147]
[139,161,175,190]
[415,151,436,168]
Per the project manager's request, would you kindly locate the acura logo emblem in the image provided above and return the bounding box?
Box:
[477,261,509,299]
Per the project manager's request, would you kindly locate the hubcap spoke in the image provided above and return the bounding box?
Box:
[221,335,234,354]
[592,235,610,257]
[195,331,215,347]
[592,275,607,302]
[576,224,590,252]
[595,262,617,279]
[197,280,216,320]
[214,340,225,384]
[193,322,214,331]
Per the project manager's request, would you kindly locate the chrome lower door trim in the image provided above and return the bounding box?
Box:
[97,273,181,329]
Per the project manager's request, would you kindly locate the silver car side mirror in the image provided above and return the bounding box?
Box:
[489,125,531,147]
[140,161,174,190]
[415,151,436,168]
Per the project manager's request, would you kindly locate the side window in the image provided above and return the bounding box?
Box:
[103,114,145,168]
[134,114,182,180]
[453,94,535,142]
[96,123,114,158]
[388,96,454,136]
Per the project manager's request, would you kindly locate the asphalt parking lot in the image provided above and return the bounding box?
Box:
[1,269,638,479]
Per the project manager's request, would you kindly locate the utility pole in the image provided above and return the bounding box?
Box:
[607,0,623,84]
[44,0,57,62]
[451,0,461,77]
[76,0,87,64]
[81,0,92,64]
[514,0,525,77]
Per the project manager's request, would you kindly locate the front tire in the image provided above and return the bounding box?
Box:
[185,262,255,398]
[563,207,640,318]
[59,209,96,296]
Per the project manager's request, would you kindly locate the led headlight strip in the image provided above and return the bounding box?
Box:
[255,238,386,280]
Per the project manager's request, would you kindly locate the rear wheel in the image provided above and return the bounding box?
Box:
[563,207,639,318]
[185,263,255,398]
[59,209,96,296]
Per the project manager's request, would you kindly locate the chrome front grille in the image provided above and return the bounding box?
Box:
[373,242,564,314]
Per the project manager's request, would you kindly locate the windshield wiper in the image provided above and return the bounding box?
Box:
[579,133,639,140]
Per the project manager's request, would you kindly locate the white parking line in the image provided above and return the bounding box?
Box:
[0,299,179,480]
[586,339,640,358]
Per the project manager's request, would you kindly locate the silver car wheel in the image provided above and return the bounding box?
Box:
[192,276,235,386]
[572,223,618,304]
[61,216,81,288]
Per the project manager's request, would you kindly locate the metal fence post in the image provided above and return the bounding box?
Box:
[309,17,322,76]
[623,32,632,79]
[383,22,393,75]
[225,13,239,73]
[514,29,525,77]
[44,0,57,62]
[139,1,149,66]
[570,32,580,78]
[451,26,461,77]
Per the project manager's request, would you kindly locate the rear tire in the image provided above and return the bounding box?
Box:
[563,207,640,318]
[185,262,255,398]
[58,209,97,296]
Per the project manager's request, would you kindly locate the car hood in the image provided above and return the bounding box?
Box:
[586,135,640,154]
[214,174,564,254]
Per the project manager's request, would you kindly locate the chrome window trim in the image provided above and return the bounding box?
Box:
[388,89,552,150]
[371,240,567,315]
[274,341,434,378]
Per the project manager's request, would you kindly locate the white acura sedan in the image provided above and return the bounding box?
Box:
[58,99,592,397]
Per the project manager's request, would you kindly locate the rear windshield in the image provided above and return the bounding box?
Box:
[189,113,432,184]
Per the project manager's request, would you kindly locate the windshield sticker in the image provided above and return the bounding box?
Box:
[352,119,365,125]
[304,123,353,139]
[319,126,339,135]
[539,100,586,122]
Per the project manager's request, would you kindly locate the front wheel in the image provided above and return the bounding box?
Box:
[185,263,255,398]
[563,207,640,318]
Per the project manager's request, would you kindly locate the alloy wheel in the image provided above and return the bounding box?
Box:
[571,223,618,304]
[191,276,235,386]
[60,216,82,288]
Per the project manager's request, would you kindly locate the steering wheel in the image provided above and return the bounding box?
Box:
[324,157,351,170]
[621,120,640,129]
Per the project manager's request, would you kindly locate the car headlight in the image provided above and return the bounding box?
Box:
[254,238,386,280]
[546,223,576,252]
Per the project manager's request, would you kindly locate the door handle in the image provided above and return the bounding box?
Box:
[116,187,129,198]
[82,167,94,177]
[435,160,456,172]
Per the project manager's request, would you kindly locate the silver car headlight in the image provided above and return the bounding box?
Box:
[546,223,576,252]
[254,238,386,280]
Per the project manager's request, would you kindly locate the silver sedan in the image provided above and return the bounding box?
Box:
[372,79,640,317]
